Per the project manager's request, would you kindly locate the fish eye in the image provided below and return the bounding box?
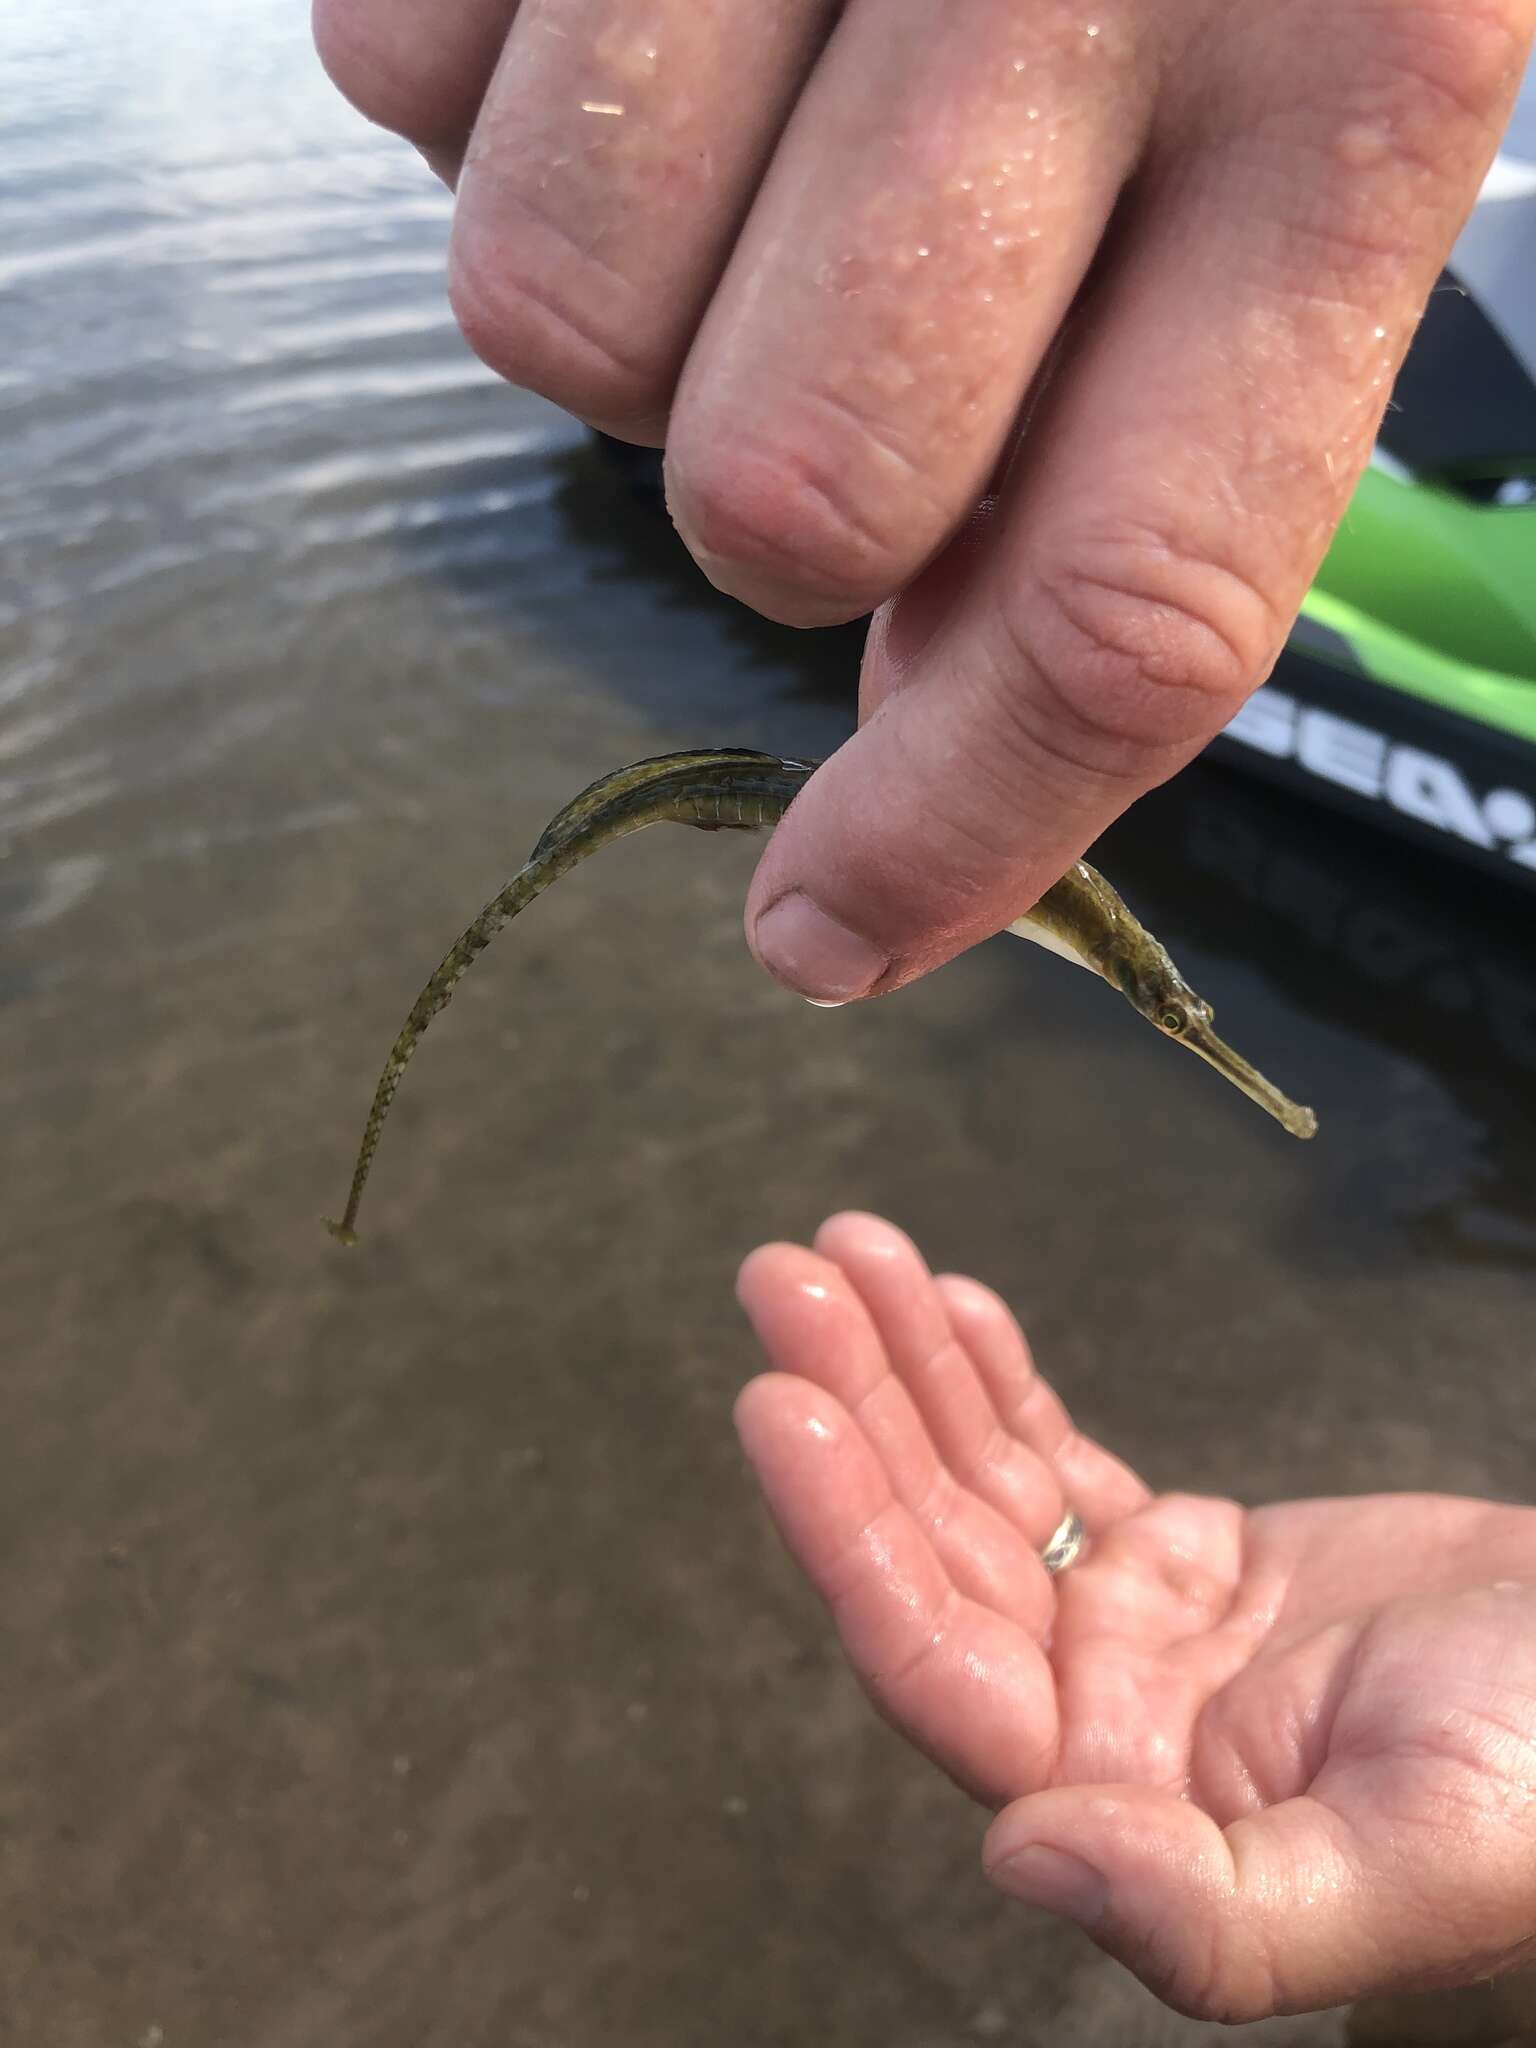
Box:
[1160,1005,1187,1034]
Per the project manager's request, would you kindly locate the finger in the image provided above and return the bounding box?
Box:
[736,1245,1053,1630]
[936,1274,1150,1534]
[984,1764,1536,2024]
[666,0,1152,625]
[810,1215,1071,1555]
[742,1,1532,999]
[313,0,518,157]
[736,1373,1059,1803]
[447,0,835,442]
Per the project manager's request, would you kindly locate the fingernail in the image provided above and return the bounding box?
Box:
[989,1845,1108,1927]
[751,892,889,1003]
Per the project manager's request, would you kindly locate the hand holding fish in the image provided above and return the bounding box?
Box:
[316,0,1534,1000]
[324,751,1312,1247]
[737,1211,1536,2027]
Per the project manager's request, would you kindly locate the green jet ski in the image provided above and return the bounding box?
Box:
[1209,81,1536,891]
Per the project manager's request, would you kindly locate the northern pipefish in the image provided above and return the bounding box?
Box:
[324,748,1315,1246]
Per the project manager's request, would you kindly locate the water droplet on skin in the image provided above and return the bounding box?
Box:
[1011,56,1027,72]
[979,207,993,220]
[915,244,930,257]
[1373,324,1388,340]
[1085,21,1101,35]
[1336,121,1389,168]
[1026,106,1041,120]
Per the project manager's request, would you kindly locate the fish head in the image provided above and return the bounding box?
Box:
[1116,941,1318,1140]
[1114,935,1215,1040]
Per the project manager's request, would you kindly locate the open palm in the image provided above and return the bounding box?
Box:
[734,1213,1536,2025]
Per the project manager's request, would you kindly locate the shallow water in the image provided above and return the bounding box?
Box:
[2,7,1533,2045]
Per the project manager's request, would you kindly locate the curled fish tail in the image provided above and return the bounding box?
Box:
[322,853,564,1244]
[323,750,819,1247]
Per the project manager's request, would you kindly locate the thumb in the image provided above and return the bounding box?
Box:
[982,1781,1532,2025]
[743,603,1216,1004]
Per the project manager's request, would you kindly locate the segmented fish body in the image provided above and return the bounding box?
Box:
[325,749,1314,1245]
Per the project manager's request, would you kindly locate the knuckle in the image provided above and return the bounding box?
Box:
[311,0,471,146]
[446,218,672,431]
[994,529,1274,777]
[1288,0,1536,218]
[1365,0,1534,132]
[668,428,918,621]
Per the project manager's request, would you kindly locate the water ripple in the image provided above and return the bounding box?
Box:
[0,0,578,853]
